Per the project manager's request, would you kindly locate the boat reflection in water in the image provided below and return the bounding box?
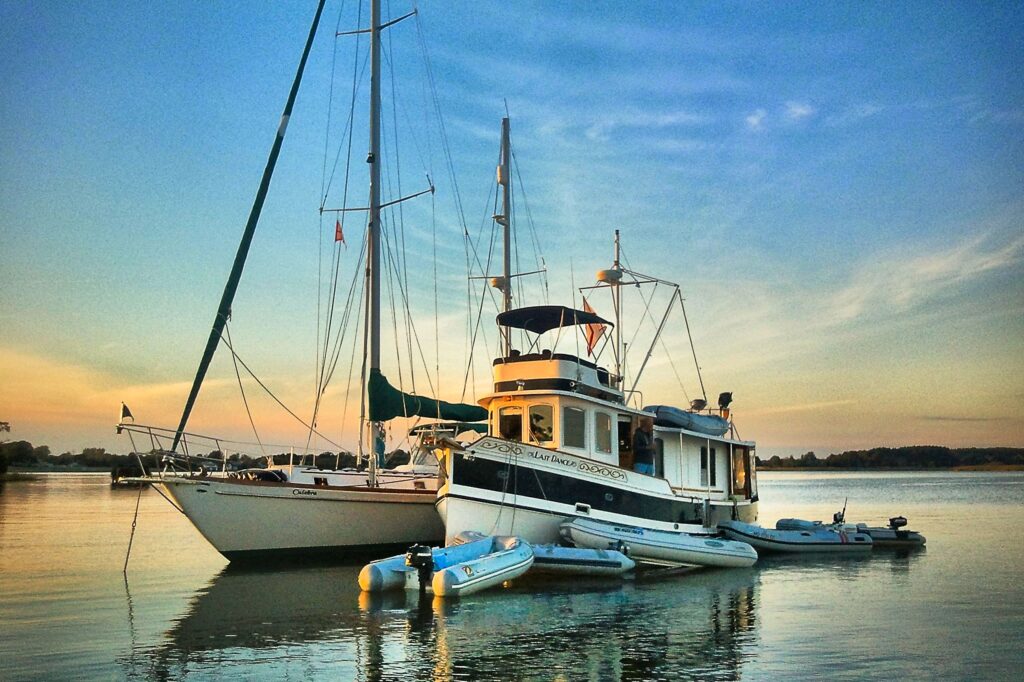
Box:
[135,564,766,680]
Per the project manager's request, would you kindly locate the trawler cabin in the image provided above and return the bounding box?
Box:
[479,305,757,504]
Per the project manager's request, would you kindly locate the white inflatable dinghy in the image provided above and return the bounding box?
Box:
[561,517,757,568]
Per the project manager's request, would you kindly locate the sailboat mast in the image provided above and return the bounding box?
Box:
[499,117,513,355]
[366,0,383,482]
[170,0,326,453]
[613,229,623,389]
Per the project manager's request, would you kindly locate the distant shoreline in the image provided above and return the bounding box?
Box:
[758,464,1024,472]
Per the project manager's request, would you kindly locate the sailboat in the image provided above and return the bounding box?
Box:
[118,0,487,561]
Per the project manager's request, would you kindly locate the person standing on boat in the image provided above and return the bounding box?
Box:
[632,416,656,475]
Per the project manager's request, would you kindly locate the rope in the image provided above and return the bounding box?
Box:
[122,483,144,574]
[218,332,345,450]
[225,322,266,458]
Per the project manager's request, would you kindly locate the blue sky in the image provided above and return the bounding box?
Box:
[1,1,1021,455]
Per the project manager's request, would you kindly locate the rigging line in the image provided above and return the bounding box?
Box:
[316,31,366,404]
[677,289,707,402]
[308,227,363,447]
[320,232,368,394]
[217,332,345,451]
[460,208,501,400]
[510,145,549,303]
[321,2,368,205]
[415,11,471,239]
[381,233,439,399]
[338,253,367,457]
[382,222,408,406]
[621,248,693,403]
[316,6,348,413]
[378,40,415,395]
[432,190,441,397]
[225,322,267,458]
[320,1,347,203]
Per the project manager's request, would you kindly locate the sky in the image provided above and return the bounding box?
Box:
[1,1,1022,457]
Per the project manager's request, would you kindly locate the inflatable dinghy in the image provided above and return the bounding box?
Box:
[645,405,729,436]
[530,543,636,576]
[561,517,757,568]
[359,534,533,597]
[776,516,925,547]
[719,520,872,553]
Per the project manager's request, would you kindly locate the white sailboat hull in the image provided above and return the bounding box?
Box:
[160,477,444,561]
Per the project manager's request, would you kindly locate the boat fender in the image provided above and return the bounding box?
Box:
[611,540,629,556]
[405,544,433,595]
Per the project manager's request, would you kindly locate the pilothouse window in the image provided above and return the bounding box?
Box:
[499,407,523,441]
[563,406,586,448]
[529,405,553,444]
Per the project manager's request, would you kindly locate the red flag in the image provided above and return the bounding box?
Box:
[335,219,345,244]
[582,297,605,357]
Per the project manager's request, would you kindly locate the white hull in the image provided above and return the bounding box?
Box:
[437,437,757,545]
[160,477,444,560]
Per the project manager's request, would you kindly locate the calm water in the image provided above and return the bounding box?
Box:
[1,472,1022,681]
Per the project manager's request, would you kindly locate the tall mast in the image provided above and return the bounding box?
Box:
[498,117,513,355]
[613,229,623,389]
[170,0,326,453]
[366,0,383,484]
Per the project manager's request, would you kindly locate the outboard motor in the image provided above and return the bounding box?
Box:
[888,516,908,530]
[405,544,434,595]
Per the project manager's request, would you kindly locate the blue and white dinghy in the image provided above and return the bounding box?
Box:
[453,529,635,577]
[561,517,758,568]
[359,534,534,598]
[719,519,873,553]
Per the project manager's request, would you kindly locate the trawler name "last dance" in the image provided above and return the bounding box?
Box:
[476,439,628,481]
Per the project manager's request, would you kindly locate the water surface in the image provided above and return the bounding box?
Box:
[1,471,1021,680]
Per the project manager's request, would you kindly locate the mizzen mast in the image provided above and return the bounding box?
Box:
[496,117,513,356]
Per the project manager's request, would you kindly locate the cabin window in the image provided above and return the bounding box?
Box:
[732,446,750,496]
[595,413,612,453]
[528,405,554,444]
[700,446,717,487]
[499,407,523,441]
[563,406,586,448]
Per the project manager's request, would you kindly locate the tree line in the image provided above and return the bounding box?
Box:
[757,446,1024,469]
[0,436,409,474]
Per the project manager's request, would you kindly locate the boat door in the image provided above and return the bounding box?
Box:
[616,415,634,470]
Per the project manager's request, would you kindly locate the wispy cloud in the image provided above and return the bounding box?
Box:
[784,101,816,121]
[830,231,1024,323]
[745,109,767,131]
[747,399,857,416]
[585,110,709,141]
[916,415,1005,423]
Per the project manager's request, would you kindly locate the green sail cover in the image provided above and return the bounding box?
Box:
[368,368,487,422]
